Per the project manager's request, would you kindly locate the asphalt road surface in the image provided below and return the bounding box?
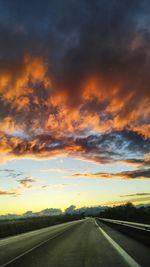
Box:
[0,218,149,267]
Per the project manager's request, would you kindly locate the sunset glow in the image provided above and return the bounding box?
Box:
[0,0,150,215]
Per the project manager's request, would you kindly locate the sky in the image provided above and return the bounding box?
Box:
[0,0,150,215]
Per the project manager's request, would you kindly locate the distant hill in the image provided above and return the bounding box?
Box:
[0,208,62,220]
[1,203,149,220]
[64,205,108,215]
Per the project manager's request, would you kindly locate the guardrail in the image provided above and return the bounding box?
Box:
[99,218,150,231]
[97,218,150,246]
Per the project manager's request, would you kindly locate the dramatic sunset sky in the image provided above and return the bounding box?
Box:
[0,0,150,215]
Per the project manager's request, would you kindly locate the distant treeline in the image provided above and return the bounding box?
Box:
[0,214,83,238]
[99,203,150,224]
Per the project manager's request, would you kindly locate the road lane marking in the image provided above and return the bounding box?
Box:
[0,221,83,267]
[95,221,141,267]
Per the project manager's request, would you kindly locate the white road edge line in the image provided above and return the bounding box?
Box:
[0,222,81,267]
[95,220,141,267]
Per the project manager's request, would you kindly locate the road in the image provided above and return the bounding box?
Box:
[0,218,149,267]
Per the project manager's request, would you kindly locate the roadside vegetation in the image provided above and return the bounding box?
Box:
[99,203,150,224]
[0,214,84,238]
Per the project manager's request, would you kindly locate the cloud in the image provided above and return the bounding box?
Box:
[17,176,36,188]
[0,175,37,197]
[40,168,74,174]
[71,168,150,179]
[0,169,24,178]
[0,130,150,168]
[0,0,149,168]
[0,189,18,196]
[41,185,48,188]
[105,196,150,206]
[120,193,150,197]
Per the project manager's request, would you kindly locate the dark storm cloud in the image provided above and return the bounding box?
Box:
[74,130,150,166]
[0,0,150,98]
[53,0,150,100]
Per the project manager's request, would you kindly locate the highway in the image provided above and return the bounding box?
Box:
[0,218,149,267]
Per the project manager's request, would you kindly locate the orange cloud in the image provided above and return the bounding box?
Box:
[0,189,18,196]
[0,10,150,165]
[71,168,150,180]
